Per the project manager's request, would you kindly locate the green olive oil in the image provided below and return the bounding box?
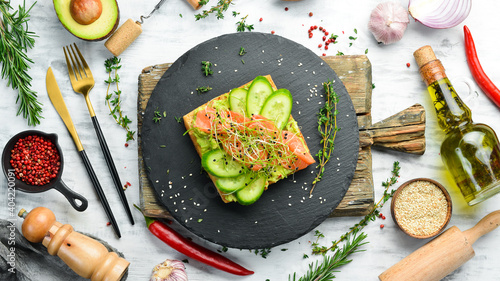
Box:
[415,46,500,205]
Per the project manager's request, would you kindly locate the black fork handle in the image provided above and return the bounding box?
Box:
[79,150,121,238]
[91,116,135,225]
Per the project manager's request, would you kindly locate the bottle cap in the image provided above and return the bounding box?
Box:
[413,45,437,68]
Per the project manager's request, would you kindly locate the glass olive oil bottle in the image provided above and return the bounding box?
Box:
[414,45,500,205]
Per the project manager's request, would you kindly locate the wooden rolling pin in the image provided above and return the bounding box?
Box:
[18,207,129,281]
[379,210,500,281]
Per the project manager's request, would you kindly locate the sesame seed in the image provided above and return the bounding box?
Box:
[394,180,449,237]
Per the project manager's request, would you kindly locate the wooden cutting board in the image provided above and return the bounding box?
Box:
[137,55,425,218]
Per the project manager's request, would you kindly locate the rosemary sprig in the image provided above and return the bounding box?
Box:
[310,80,339,195]
[289,162,401,280]
[104,57,135,141]
[0,1,40,126]
[289,229,368,281]
[236,15,254,32]
[312,161,401,255]
[195,0,233,20]
[201,61,213,76]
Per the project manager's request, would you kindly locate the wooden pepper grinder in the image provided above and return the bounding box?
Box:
[18,207,129,281]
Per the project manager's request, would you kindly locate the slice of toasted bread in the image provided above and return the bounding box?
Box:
[183,75,313,203]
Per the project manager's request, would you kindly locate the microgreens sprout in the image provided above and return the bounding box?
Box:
[201,104,298,176]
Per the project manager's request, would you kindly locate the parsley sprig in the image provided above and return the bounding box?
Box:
[311,80,339,195]
[0,1,40,126]
[104,57,135,141]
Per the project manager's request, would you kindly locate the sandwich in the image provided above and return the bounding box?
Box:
[183,75,315,205]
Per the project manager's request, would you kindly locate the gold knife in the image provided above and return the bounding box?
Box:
[46,67,83,151]
[46,67,121,238]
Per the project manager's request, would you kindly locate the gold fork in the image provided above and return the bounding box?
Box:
[63,43,134,225]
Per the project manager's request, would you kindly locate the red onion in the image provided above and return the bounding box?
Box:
[408,0,471,29]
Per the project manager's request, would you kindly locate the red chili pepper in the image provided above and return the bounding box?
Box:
[464,25,500,108]
[134,205,254,276]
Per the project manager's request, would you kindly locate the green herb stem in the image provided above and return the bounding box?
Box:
[0,1,40,126]
[312,161,401,255]
[104,57,135,141]
[311,80,339,195]
[195,0,233,20]
[236,15,254,32]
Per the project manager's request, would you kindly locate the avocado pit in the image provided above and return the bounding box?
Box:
[70,0,102,25]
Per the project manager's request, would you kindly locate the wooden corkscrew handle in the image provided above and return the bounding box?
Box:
[18,207,129,281]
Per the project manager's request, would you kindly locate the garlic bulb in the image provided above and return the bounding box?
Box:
[368,2,410,44]
[150,259,188,281]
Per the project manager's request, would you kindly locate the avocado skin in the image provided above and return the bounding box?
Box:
[53,0,120,41]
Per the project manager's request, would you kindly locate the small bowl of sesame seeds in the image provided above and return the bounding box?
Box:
[391,178,452,239]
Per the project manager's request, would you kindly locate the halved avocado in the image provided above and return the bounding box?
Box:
[53,0,119,41]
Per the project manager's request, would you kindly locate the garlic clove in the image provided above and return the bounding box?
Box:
[150,259,188,281]
[368,2,410,45]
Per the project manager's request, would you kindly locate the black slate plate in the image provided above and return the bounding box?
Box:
[141,32,359,249]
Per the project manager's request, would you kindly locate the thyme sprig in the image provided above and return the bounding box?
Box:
[0,1,40,126]
[289,229,368,281]
[312,161,401,255]
[236,15,254,32]
[104,57,135,141]
[195,0,233,20]
[311,80,339,195]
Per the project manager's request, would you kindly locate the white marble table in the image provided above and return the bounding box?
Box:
[2,0,500,280]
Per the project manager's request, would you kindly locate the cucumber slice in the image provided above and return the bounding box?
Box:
[260,89,293,130]
[202,149,245,178]
[216,172,248,193]
[246,76,274,117]
[235,174,266,205]
[229,88,248,116]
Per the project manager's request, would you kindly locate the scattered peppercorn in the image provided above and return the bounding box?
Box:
[271,30,275,34]
[380,224,385,229]
[285,7,288,11]
[107,222,111,226]
[124,143,129,147]
[406,62,411,67]
[309,12,313,17]
[259,18,263,22]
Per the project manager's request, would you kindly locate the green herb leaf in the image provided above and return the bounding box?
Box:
[236,15,253,32]
[201,61,213,76]
[196,86,212,94]
[195,0,233,20]
[0,1,41,126]
[104,56,135,141]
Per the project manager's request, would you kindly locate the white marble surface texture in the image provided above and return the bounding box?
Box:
[1,0,500,280]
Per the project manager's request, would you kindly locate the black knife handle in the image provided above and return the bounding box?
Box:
[91,116,135,225]
[79,150,121,238]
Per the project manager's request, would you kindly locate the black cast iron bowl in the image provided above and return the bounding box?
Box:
[2,130,88,211]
